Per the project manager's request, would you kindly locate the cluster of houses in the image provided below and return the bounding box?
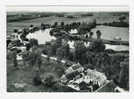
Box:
[60,63,108,92]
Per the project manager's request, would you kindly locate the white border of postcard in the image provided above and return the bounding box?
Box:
[0,0,134,99]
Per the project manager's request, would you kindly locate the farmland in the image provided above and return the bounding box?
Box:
[7,12,129,34]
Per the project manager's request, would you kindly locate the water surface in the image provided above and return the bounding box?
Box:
[27,26,129,51]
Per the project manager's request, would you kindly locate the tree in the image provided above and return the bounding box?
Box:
[96,30,101,39]
[119,16,126,22]
[56,41,70,61]
[78,23,90,35]
[41,73,58,87]
[90,39,105,52]
[41,23,45,30]
[28,39,42,70]
[50,38,62,56]
[61,22,65,27]
[119,58,129,90]
[29,39,39,47]
[14,29,18,33]
[56,47,64,61]
[74,41,86,62]
[85,50,95,65]
[53,22,58,28]
[89,32,93,38]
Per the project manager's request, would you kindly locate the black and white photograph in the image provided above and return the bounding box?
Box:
[6,6,129,92]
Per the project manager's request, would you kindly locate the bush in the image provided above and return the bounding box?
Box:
[29,39,39,47]
[90,39,106,52]
[41,73,58,87]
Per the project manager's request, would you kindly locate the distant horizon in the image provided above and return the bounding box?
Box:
[7,6,129,12]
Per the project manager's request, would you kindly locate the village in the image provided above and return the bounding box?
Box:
[7,12,129,92]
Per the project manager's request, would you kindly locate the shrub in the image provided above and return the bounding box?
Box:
[41,73,58,87]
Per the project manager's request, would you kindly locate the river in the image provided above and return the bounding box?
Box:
[91,25,129,41]
[91,25,129,51]
[26,26,129,51]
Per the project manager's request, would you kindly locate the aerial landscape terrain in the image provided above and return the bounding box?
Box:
[7,11,129,92]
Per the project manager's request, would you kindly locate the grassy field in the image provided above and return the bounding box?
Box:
[7,55,67,92]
